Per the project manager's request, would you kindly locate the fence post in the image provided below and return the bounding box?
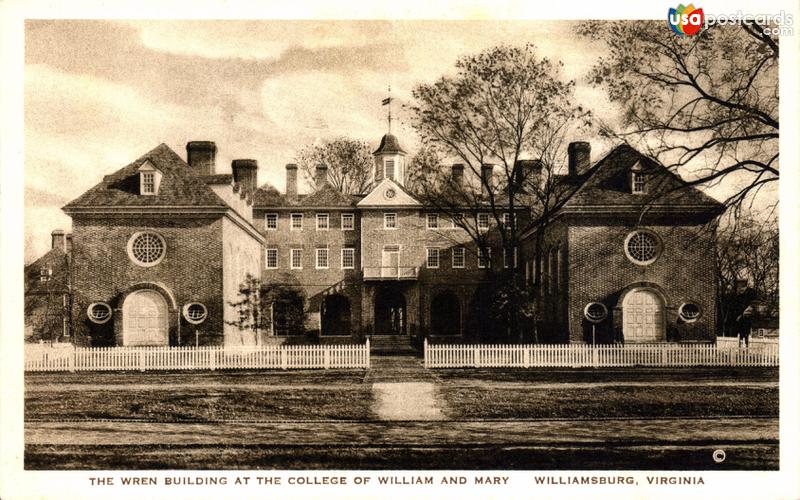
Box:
[281,348,288,370]
[68,347,76,373]
[661,344,667,366]
[138,350,145,372]
[523,347,530,369]
[324,348,330,369]
[210,347,216,371]
[366,338,371,369]
[474,346,480,368]
[592,345,598,368]
[423,338,428,368]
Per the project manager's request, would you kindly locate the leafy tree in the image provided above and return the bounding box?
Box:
[577,21,778,216]
[226,274,307,341]
[295,137,374,194]
[407,43,589,342]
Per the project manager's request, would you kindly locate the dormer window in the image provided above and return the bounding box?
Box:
[138,161,162,195]
[384,159,396,180]
[630,161,646,194]
[39,267,52,282]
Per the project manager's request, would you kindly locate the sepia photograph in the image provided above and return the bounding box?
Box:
[2,2,798,498]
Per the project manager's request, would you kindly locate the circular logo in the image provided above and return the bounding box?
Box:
[384,188,396,199]
[712,449,726,463]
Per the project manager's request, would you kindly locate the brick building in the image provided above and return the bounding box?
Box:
[30,131,723,348]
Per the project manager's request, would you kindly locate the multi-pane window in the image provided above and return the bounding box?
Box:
[503,213,513,226]
[478,247,491,269]
[451,214,463,229]
[316,248,329,269]
[452,247,466,269]
[426,247,440,268]
[632,172,646,194]
[341,213,354,230]
[290,248,302,269]
[384,213,397,229]
[141,172,155,194]
[316,213,329,230]
[39,267,52,282]
[385,159,396,180]
[503,247,518,269]
[342,247,355,269]
[478,213,490,230]
[291,213,303,230]
[265,213,278,230]
[266,248,278,269]
[426,213,439,229]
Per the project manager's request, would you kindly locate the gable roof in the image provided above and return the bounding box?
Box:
[63,143,229,211]
[558,144,724,213]
[24,247,69,295]
[357,178,421,208]
[252,182,362,208]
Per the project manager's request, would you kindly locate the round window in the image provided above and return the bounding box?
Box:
[127,232,166,267]
[679,302,702,323]
[183,303,208,324]
[624,231,661,265]
[583,302,608,323]
[384,188,396,199]
[87,302,112,324]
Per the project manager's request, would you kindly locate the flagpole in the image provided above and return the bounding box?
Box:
[388,84,392,134]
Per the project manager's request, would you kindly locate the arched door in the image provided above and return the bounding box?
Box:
[622,288,665,342]
[122,290,168,346]
[374,288,406,335]
[431,292,461,336]
[321,294,351,336]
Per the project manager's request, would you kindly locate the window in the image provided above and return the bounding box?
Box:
[504,247,518,269]
[478,247,491,269]
[291,213,303,230]
[679,302,702,322]
[342,248,355,269]
[384,213,397,229]
[385,159,396,180]
[451,214,463,229]
[265,213,278,230]
[183,303,208,324]
[266,248,278,269]
[426,248,440,268]
[141,172,155,194]
[341,213,354,230]
[290,248,302,269]
[452,247,465,269]
[502,213,512,226]
[478,213,490,230]
[427,213,439,229]
[316,248,329,269]
[625,231,661,265]
[316,213,329,230]
[39,267,52,282]
[127,232,166,267]
[584,302,608,323]
[87,302,112,324]
[632,172,646,194]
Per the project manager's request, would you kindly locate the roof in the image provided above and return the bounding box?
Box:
[373,134,406,155]
[24,247,69,295]
[63,143,228,211]
[558,144,724,212]
[252,182,361,208]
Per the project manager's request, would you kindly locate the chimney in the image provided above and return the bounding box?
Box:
[285,164,298,197]
[451,164,464,188]
[65,233,73,254]
[315,164,328,189]
[568,141,591,177]
[51,229,65,251]
[515,160,543,191]
[231,159,258,194]
[481,164,494,196]
[186,141,217,176]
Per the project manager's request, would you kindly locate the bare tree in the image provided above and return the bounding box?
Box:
[577,22,778,217]
[295,137,374,194]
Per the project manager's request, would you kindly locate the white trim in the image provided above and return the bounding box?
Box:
[426,213,439,230]
[341,213,354,230]
[316,212,330,231]
[426,247,440,269]
[624,230,662,266]
[182,303,208,325]
[315,247,330,269]
[265,213,278,230]
[383,212,397,229]
[478,247,492,269]
[290,248,303,270]
[127,231,166,267]
[87,302,113,324]
[341,247,355,269]
[678,302,702,323]
[477,212,490,231]
[265,248,278,269]
[452,246,465,269]
[290,213,303,231]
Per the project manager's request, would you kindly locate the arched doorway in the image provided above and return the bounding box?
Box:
[122,290,168,346]
[272,291,305,337]
[321,294,351,336]
[622,288,665,342]
[431,292,461,336]
[374,288,406,335]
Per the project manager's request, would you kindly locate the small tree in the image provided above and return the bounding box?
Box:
[295,137,374,194]
[226,274,308,340]
[226,274,264,341]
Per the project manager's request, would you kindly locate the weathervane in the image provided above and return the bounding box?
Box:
[382,85,393,134]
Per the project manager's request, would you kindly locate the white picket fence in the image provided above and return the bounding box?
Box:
[424,340,779,368]
[25,341,370,372]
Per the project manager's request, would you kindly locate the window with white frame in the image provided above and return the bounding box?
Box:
[451,214,463,229]
[265,248,278,269]
[385,159,396,180]
[452,247,465,268]
[427,213,439,229]
[426,247,440,268]
[141,172,156,194]
[39,267,52,282]
[478,213,490,230]
[265,213,278,230]
[503,213,513,226]
[341,213,354,230]
[290,248,302,269]
[504,247,518,269]
[316,213,329,230]
[384,213,397,229]
[316,248,329,269]
[290,213,303,230]
[478,247,491,269]
[342,247,355,269]
[632,172,646,194]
